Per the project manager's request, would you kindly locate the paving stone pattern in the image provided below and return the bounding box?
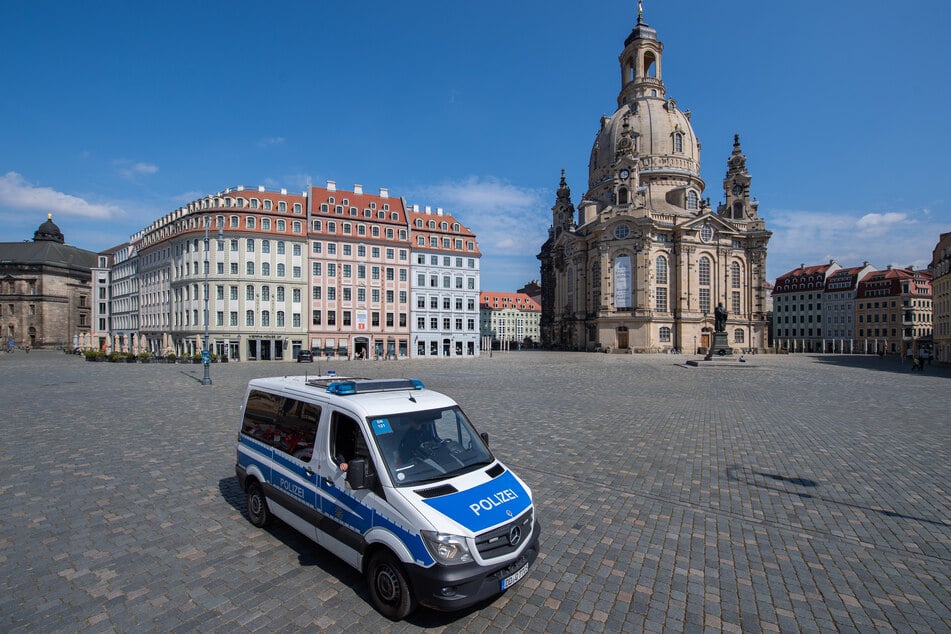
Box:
[0,351,948,632]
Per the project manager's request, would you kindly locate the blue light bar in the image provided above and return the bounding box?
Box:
[325,378,425,396]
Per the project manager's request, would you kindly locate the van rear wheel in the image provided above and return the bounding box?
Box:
[366,550,416,620]
[246,481,272,527]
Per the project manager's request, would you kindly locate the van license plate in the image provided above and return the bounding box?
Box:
[501,563,528,590]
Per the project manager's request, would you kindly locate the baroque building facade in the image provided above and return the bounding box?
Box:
[538,9,770,353]
[0,216,97,349]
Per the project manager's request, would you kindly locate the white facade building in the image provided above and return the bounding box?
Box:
[408,206,481,358]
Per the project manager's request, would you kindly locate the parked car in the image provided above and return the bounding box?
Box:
[296,349,314,362]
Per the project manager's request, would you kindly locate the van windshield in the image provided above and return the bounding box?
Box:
[367,406,493,486]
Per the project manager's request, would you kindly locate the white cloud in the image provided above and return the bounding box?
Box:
[0,171,122,220]
[408,176,550,256]
[855,212,909,237]
[115,160,159,179]
[764,208,941,279]
[257,136,286,148]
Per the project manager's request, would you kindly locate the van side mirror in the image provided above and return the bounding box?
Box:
[346,458,376,490]
[480,432,489,446]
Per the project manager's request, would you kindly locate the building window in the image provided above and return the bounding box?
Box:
[659,326,671,342]
[734,328,745,343]
[731,261,741,288]
[698,256,711,287]
[673,132,683,153]
[656,255,668,285]
[686,190,698,210]
[655,287,667,312]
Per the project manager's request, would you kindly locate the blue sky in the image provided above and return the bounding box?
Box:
[1,0,948,290]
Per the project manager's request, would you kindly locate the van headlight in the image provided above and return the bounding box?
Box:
[420,530,473,565]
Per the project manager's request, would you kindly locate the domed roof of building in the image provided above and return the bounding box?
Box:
[33,213,65,243]
[588,97,700,189]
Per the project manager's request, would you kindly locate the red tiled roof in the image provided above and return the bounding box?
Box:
[479,291,541,311]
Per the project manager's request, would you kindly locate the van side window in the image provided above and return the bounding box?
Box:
[330,412,369,468]
[241,390,320,460]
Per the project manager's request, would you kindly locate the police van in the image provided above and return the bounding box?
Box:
[234,375,540,620]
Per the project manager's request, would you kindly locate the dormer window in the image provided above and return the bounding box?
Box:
[686,190,698,210]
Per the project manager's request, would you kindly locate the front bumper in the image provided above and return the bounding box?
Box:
[406,521,541,611]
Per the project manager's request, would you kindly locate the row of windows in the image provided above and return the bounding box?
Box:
[312,286,407,304]
[312,262,407,282]
[416,317,477,331]
[416,296,477,311]
[202,197,303,213]
[318,201,392,217]
[312,242,406,261]
[177,309,302,328]
[418,274,476,290]
[416,254,477,268]
[311,219,407,241]
[311,310,405,328]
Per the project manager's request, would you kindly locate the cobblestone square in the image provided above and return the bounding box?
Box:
[1,351,948,632]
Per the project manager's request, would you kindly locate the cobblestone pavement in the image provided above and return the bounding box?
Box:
[1,350,948,633]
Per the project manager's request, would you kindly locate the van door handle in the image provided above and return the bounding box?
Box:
[323,477,333,486]
[305,467,315,477]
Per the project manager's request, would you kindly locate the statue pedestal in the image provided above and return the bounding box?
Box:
[704,332,733,361]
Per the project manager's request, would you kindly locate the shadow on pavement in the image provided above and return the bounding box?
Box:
[727,465,951,528]
[217,477,491,627]
[808,354,951,377]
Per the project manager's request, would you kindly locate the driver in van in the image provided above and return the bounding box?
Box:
[397,416,436,464]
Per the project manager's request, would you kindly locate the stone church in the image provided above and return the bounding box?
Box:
[538,7,771,353]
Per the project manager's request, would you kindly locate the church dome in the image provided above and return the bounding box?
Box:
[588,97,701,190]
[34,214,65,244]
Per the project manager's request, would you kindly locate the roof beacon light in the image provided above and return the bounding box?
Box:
[325,378,425,396]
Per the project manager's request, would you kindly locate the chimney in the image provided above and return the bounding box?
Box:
[326,180,336,192]
[425,206,432,214]
[353,184,363,195]
[379,187,389,198]
[258,185,265,192]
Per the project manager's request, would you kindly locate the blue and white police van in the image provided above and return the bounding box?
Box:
[235,375,540,620]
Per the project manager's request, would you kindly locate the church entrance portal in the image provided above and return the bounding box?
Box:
[616,326,629,350]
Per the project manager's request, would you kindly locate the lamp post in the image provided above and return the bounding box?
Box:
[201,217,213,385]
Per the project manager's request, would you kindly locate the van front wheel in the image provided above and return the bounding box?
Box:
[366,550,416,620]
[246,481,272,527]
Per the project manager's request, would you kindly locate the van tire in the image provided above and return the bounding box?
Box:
[366,550,416,620]
[246,481,272,527]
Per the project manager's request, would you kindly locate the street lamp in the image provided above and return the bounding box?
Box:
[200,216,218,386]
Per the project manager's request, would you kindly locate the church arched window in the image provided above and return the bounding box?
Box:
[731,262,741,288]
[656,255,668,285]
[734,328,745,343]
[643,51,657,78]
[618,187,628,205]
[733,201,743,218]
[673,133,683,153]
[566,268,574,312]
[613,255,632,310]
[686,190,698,210]
[699,257,711,286]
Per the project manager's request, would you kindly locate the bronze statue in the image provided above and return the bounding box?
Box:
[714,302,727,333]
